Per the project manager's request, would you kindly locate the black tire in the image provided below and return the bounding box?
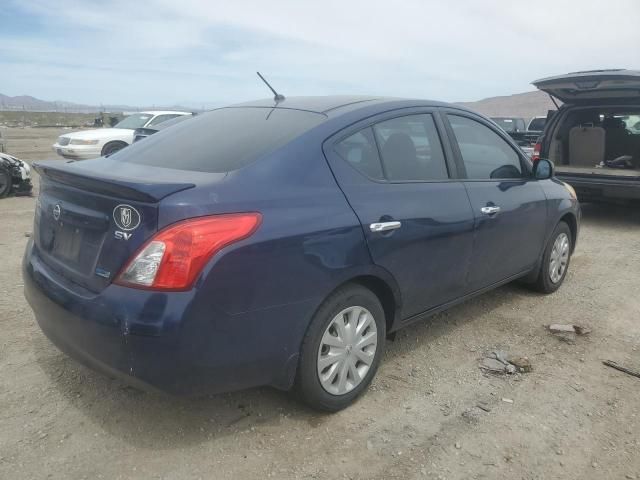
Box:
[532,221,572,294]
[0,168,11,198]
[295,284,386,412]
[101,141,127,157]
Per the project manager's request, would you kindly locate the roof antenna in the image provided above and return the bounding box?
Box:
[257,72,285,102]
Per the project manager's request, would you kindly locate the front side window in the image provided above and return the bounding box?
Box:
[448,115,523,180]
[373,114,448,181]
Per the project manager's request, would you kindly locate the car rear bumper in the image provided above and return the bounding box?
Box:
[52,144,101,160]
[23,240,310,395]
[556,174,640,200]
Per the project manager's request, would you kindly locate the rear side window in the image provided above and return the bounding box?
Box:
[447,115,523,180]
[112,108,325,173]
[373,114,448,181]
[147,114,183,126]
[335,128,384,180]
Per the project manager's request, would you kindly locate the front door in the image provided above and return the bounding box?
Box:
[324,111,476,319]
[443,112,548,291]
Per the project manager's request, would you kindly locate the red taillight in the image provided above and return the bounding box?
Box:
[532,141,542,161]
[115,213,262,291]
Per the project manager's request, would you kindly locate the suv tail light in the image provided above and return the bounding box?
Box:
[115,213,261,291]
[532,141,542,161]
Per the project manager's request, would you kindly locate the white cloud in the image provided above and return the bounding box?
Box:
[2,0,638,106]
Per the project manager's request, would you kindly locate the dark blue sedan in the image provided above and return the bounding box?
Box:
[23,96,580,411]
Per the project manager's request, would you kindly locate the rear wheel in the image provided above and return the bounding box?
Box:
[0,168,11,198]
[532,221,572,293]
[296,284,386,412]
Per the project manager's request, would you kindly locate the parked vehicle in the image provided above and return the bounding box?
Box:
[532,69,640,201]
[132,114,194,143]
[52,111,192,159]
[527,116,547,134]
[0,152,33,197]
[491,117,540,147]
[24,96,580,411]
[491,117,526,135]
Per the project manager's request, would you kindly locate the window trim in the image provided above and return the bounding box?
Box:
[327,108,460,184]
[439,109,533,182]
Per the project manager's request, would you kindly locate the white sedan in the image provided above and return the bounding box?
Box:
[52,111,192,159]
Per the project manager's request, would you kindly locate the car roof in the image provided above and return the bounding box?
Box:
[139,110,192,116]
[229,95,472,117]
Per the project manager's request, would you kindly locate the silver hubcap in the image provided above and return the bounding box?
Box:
[317,306,378,396]
[549,232,570,284]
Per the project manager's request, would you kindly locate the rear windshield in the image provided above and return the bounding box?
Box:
[491,118,518,132]
[111,107,325,173]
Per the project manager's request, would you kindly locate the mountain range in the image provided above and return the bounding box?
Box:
[0,90,558,119]
[0,93,194,114]
[458,90,558,119]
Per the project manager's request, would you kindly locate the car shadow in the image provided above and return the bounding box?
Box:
[579,201,640,228]
[33,280,526,449]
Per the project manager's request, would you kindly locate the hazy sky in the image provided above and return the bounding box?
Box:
[1,0,638,108]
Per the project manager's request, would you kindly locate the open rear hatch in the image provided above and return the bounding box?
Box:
[32,159,196,293]
[533,69,640,104]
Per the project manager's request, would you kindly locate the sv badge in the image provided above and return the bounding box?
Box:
[115,231,133,241]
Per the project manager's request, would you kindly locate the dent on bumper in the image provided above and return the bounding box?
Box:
[22,242,312,395]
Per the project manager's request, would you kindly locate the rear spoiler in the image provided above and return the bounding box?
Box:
[33,161,195,203]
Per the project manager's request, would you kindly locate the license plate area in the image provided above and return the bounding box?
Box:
[52,224,84,262]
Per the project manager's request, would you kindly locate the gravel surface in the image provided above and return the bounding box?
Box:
[1,128,639,479]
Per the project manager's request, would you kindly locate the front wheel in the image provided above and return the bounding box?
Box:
[295,284,386,412]
[101,141,126,157]
[532,221,572,293]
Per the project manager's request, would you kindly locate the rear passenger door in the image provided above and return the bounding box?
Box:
[324,110,476,319]
[442,111,548,291]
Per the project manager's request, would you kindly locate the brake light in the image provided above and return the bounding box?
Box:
[532,141,542,161]
[115,213,262,291]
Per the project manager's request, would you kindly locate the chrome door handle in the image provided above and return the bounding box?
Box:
[480,206,501,215]
[369,221,402,232]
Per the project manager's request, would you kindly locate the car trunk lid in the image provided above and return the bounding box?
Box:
[533,69,640,104]
[32,159,205,293]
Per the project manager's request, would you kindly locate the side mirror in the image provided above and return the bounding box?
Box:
[533,158,554,180]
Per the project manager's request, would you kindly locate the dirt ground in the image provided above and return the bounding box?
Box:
[1,127,639,480]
